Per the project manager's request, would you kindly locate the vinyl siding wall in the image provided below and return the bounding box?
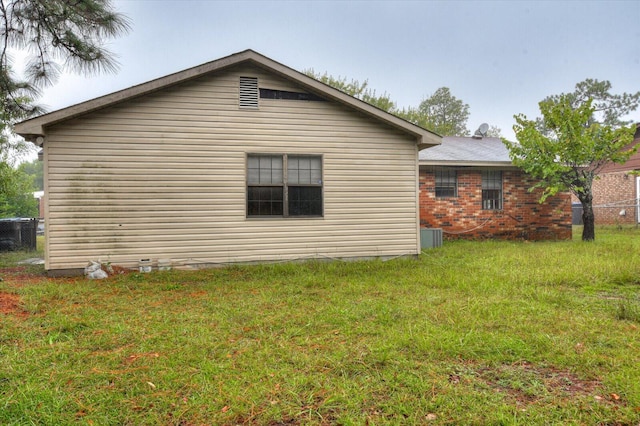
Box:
[42,64,420,271]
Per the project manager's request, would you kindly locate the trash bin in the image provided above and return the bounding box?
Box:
[0,218,38,251]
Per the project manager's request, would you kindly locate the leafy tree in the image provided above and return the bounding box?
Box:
[0,0,129,214]
[485,125,503,138]
[304,70,396,112]
[304,73,476,138]
[540,79,640,128]
[418,87,470,136]
[395,106,435,131]
[18,158,43,191]
[0,162,37,217]
[506,80,639,241]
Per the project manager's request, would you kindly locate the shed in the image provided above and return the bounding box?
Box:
[15,50,440,274]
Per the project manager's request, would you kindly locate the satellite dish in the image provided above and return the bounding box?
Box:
[473,123,490,138]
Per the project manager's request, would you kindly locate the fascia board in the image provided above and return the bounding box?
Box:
[419,160,517,168]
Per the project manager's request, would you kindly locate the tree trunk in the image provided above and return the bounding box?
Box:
[580,198,595,241]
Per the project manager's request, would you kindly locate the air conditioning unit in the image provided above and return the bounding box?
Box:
[420,228,443,250]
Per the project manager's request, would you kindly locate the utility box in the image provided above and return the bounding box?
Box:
[420,228,443,250]
[0,218,38,251]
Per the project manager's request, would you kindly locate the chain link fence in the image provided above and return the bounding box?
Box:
[0,218,38,251]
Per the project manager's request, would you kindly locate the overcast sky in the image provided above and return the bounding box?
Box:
[27,0,640,143]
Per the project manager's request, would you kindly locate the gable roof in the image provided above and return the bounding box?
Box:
[419,136,514,167]
[14,49,440,150]
[599,123,640,173]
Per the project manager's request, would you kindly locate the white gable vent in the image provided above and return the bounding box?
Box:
[239,76,259,109]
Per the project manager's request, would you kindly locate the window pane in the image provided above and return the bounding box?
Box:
[287,156,301,184]
[248,186,283,216]
[247,156,259,184]
[300,169,312,184]
[288,156,298,170]
[310,168,322,184]
[247,168,259,185]
[288,155,321,185]
[247,156,259,169]
[482,171,502,209]
[288,186,322,216]
[482,189,502,210]
[435,187,456,197]
[248,155,283,184]
[435,168,457,197]
[271,167,283,184]
[482,171,502,190]
[298,157,310,170]
[310,157,321,170]
[288,168,299,185]
[259,167,271,184]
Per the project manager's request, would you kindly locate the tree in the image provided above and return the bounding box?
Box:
[506,80,639,241]
[417,87,470,136]
[540,79,640,128]
[1,0,131,116]
[395,106,435,131]
[0,0,130,214]
[18,158,43,191]
[485,125,503,138]
[304,73,475,138]
[304,70,396,112]
[0,117,37,217]
[0,162,37,217]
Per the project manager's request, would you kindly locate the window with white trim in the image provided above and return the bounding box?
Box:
[247,154,323,217]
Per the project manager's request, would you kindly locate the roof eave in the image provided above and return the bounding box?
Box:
[14,49,441,149]
[419,160,517,168]
[15,49,259,138]
[228,52,441,148]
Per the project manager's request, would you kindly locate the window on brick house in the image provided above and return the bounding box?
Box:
[482,170,503,210]
[435,168,457,197]
[247,154,323,217]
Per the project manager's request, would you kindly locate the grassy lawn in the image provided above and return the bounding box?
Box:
[1,228,639,425]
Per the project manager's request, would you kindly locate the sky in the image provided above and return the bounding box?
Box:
[18,0,640,153]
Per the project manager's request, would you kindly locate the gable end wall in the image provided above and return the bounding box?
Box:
[42,64,420,271]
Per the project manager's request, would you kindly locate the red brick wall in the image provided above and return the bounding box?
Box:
[591,172,638,225]
[419,168,572,240]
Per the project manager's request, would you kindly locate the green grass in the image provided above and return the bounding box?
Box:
[0,235,44,267]
[1,227,640,425]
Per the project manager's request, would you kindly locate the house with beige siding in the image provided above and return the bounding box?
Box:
[15,50,440,275]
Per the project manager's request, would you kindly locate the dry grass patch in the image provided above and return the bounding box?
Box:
[473,361,604,406]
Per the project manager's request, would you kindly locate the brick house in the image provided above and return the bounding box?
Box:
[586,123,640,225]
[419,135,572,240]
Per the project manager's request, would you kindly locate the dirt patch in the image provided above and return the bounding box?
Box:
[1,266,46,286]
[473,361,613,407]
[0,292,28,318]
